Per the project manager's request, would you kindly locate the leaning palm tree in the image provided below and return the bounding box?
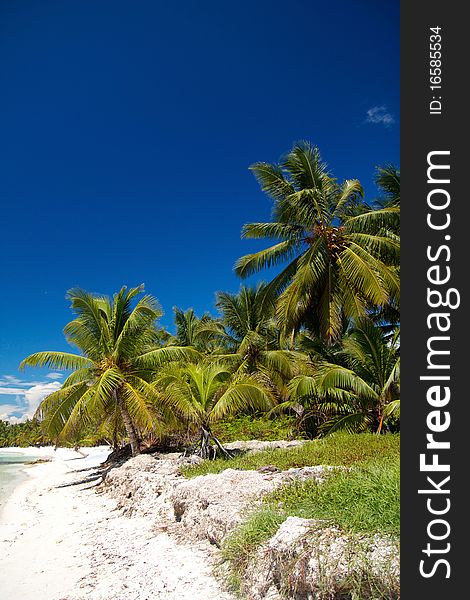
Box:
[288,318,400,434]
[235,142,400,343]
[20,285,195,455]
[153,360,274,458]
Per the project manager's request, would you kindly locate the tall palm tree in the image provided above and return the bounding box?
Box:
[153,360,274,458]
[235,142,400,343]
[288,318,400,434]
[20,285,195,455]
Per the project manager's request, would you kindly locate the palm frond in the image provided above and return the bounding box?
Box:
[322,412,373,434]
[66,288,112,353]
[234,239,301,279]
[135,346,201,370]
[210,378,273,421]
[334,179,364,215]
[120,382,159,433]
[241,222,304,241]
[19,352,94,371]
[344,207,400,234]
[34,382,89,438]
[249,162,295,202]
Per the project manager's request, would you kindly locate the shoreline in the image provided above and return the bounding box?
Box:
[0,453,35,511]
[0,446,113,599]
[0,446,108,514]
[0,447,235,600]
[0,441,400,599]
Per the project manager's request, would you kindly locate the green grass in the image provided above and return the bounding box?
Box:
[266,456,399,536]
[181,432,399,478]
[214,434,400,598]
[223,455,399,562]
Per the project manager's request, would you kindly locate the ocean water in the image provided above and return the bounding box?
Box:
[0,452,38,509]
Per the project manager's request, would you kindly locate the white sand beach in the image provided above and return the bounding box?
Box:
[0,447,235,600]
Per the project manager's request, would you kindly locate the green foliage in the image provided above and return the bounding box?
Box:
[181,432,399,478]
[0,419,52,447]
[211,414,299,442]
[289,319,400,435]
[154,361,274,426]
[170,307,224,353]
[235,142,400,342]
[11,147,400,452]
[215,284,276,348]
[267,457,400,536]
[375,165,400,209]
[19,285,195,454]
[222,508,285,590]
[152,359,275,457]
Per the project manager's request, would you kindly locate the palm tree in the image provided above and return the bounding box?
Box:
[369,165,400,330]
[235,142,400,343]
[20,285,195,455]
[375,165,400,209]
[170,307,224,353]
[216,285,278,355]
[288,318,400,434]
[152,360,274,458]
[215,285,302,396]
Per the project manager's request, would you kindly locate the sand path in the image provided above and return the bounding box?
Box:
[0,449,235,600]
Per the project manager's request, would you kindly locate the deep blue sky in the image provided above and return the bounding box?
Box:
[0,0,399,420]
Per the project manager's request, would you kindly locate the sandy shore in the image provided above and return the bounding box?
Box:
[0,447,234,600]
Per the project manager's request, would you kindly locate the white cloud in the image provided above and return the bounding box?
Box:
[0,404,27,423]
[1,375,22,385]
[23,381,62,415]
[0,379,62,422]
[45,372,64,380]
[366,105,395,126]
[0,387,25,398]
[6,415,28,424]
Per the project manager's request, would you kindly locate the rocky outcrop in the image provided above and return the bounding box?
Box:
[170,466,328,545]
[100,448,328,545]
[99,439,306,521]
[243,517,400,599]
[224,439,306,453]
[99,453,189,518]
[98,442,399,599]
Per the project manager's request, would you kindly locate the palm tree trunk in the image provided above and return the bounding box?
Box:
[200,426,213,459]
[114,390,140,456]
[376,415,384,435]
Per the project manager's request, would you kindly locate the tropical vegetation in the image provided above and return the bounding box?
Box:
[19,286,195,455]
[235,142,399,342]
[13,142,399,455]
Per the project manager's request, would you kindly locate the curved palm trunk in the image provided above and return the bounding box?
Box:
[114,390,140,456]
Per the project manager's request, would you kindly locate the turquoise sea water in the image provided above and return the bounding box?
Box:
[0,452,38,509]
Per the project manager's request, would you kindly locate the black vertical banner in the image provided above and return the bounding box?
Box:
[401,2,467,597]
